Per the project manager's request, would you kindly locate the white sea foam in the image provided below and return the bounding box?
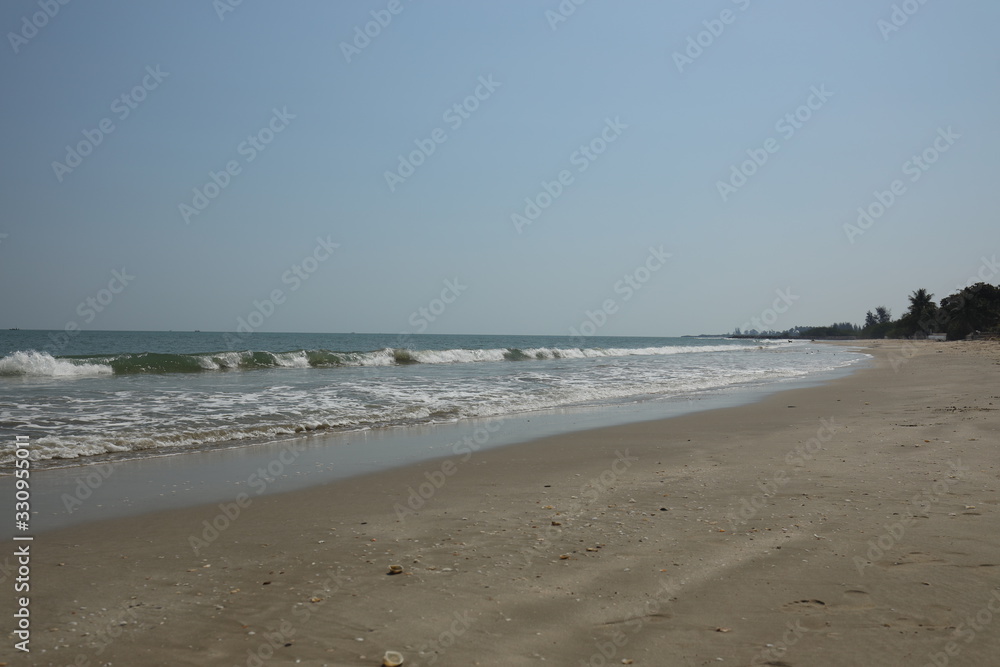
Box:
[409,348,508,364]
[0,339,866,466]
[0,342,790,377]
[0,351,112,377]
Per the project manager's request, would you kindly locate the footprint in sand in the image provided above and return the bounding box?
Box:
[781,599,826,612]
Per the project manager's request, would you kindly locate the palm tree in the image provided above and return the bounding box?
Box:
[900,289,937,337]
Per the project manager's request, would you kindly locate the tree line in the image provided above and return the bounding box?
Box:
[733,283,1000,340]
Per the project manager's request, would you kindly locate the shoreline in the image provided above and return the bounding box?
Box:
[7,347,869,536]
[6,341,1000,666]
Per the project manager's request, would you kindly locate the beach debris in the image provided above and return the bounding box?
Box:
[551,521,562,526]
[621,660,634,665]
[382,650,405,666]
[387,564,404,575]
[559,554,571,560]
[715,627,731,633]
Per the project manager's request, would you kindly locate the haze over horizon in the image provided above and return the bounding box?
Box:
[2,1,998,339]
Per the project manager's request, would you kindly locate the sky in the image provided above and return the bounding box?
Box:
[1,0,998,338]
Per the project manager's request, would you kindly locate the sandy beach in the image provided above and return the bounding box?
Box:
[6,340,1000,666]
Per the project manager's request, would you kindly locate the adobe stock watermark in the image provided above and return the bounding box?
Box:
[511,116,628,234]
[877,0,932,41]
[672,0,752,73]
[43,268,135,355]
[339,0,413,63]
[580,576,681,667]
[923,590,1000,667]
[545,0,589,31]
[960,254,1000,290]
[750,622,809,666]
[240,620,297,667]
[179,107,295,225]
[511,449,639,569]
[569,245,671,340]
[51,65,170,182]
[726,417,840,529]
[393,419,500,521]
[67,606,142,666]
[213,0,245,22]
[843,126,960,244]
[736,287,799,335]
[7,0,72,55]
[223,236,339,350]
[60,464,116,514]
[717,85,833,202]
[407,278,468,334]
[384,75,501,193]
[241,567,357,666]
[391,277,469,354]
[189,440,309,555]
[853,459,968,575]
[416,611,475,665]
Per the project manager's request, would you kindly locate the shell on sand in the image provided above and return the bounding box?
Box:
[387,564,403,575]
[382,650,405,666]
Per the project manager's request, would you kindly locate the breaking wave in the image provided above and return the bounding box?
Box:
[0,343,774,378]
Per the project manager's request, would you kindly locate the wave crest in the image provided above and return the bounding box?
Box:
[0,342,780,378]
[0,350,112,377]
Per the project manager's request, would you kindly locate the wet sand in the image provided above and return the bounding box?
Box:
[6,341,1000,666]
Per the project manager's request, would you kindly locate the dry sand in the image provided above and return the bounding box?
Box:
[5,341,1000,666]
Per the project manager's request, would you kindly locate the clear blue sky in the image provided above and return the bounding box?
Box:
[1,0,997,337]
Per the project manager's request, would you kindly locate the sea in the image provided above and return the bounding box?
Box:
[0,330,869,472]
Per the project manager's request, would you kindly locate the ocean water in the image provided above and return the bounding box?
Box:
[0,331,868,469]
